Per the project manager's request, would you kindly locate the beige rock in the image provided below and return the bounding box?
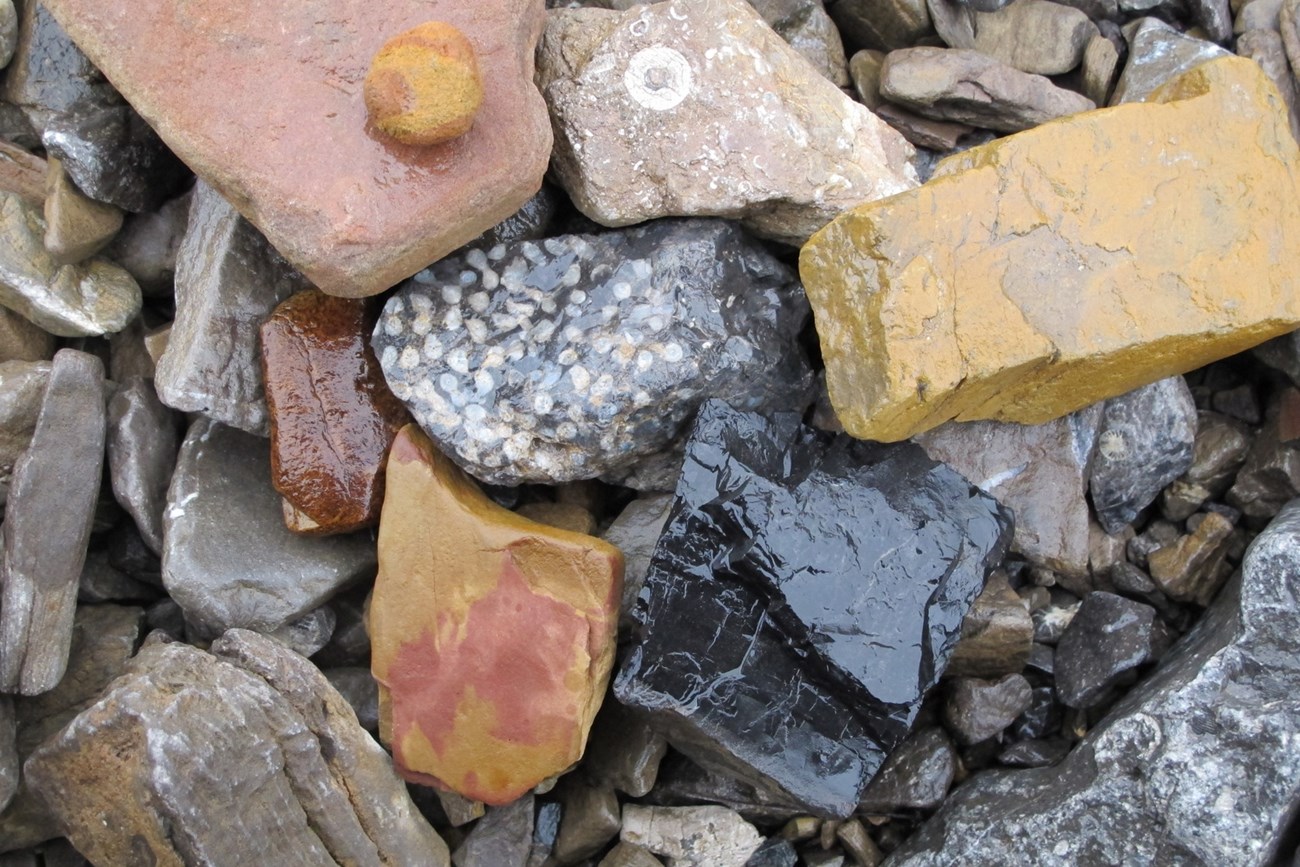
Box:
[1148,512,1235,604]
[929,0,1096,75]
[1082,34,1120,107]
[0,139,44,207]
[947,572,1034,679]
[0,307,52,363]
[1236,0,1284,31]
[749,0,850,86]
[850,49,887,110]
[42,158,122,265]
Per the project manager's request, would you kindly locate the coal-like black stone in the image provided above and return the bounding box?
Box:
[614,401,1012,818]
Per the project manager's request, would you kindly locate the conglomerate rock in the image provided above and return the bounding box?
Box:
[800,57,1300,443]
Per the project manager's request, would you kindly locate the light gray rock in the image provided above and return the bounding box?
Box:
[0,0,15,71]
[850,49,887,109]
[538,0,917,246]
[162,418,377,635]
[107,377,180,556]
[1082,33,1121,107]
[0,349,105,696]
[1237,28,1300,142]
[602,494,674,632]
[887,499,1300,866]
[928,0,1096,75]
[621,805,763,867]
[0,360,49,507]
[0,308,53,364]
[1111,18,1230,105]
[452,795,534,867]
[1237,0,1284,32]
[156,181,310,435]
[826,0,932,51]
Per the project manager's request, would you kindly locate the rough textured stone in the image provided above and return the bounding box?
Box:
[918,407,1101,579]
[364,22,484,147]
[42,158,122,265]
[621,805,763,867]
[600,842,664,867]
[26,632,448,867]
[0,192,140,337]
[1111,17,1230,105]
[888,499,1300,866]
[107,377,180,555]
[369,424,622,804]
[879,47,1095,133]
[2,1,113,134]
[583,698,669,797]
[0,308,53,364]
[0,349,104,696]
[928,0,1095,75]
[615,401,1011,817]
[943,674,1033,745]
[746,838,799,867]
[451,795,533,867]
[602,494,674,632]
[0,0,14,70]
[163,418,377,635]
[1082,33,1120,107]
[538,0,917,246]
[857,727,957,813]
[802,57,1300,443]
[554,780,621,863]
[156,182,311,435]
[42,0,552,298]
[374,220,812,487]
[1148,512,1234,604]
[947,572,1033,679]
[1054,591,1169,708]
[263,290,409,534]
[849,49,886,109]
[0,360,48,507]
[826,0,931,51]
[1239,28,1300,142]
[1090,377,1197,534]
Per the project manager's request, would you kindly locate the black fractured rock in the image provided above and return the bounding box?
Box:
[1054,591,1171,709]
[614,400,1012,818]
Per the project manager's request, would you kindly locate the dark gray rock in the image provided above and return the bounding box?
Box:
[1228,416,1300,520]
[0,349,104,695]
[106,377,179,556]
[105,188,191,297]
[162,418,377,635]
[615,401,1011,817]
[468,183,563,250]
[644,753,806,824]
[309,589,371,669]
[746,838,798,867]
[826,0,931,50]
[887,498,1300,867]
[0,360,49,507]
[1111,17,1230,104]
[107,315,156,382]
[1008,685,1061,741]
[1255,330,1300,385]
[553,780,620,863]
[1,2,114,134]
[452,795,534,867]
[77,549,157,604]
[0,697,14,813]
[373,220,813,487]
[582,697,668,798]
[1189,0,1233,42]
[1054,591,1170,708]
[601,493,674,633]
[996,737,1070,768]
[943,675,1033,746]
[322,667,379,733]
[1089,377,1197,534]
[857,727,957,813]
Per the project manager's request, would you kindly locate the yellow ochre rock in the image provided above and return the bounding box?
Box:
[364,21,484,146]
[800,56,1300,443]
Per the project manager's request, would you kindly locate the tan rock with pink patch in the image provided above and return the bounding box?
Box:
[369,425,623,804]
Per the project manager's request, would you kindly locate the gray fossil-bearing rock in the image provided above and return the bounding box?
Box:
[107,377,180,556]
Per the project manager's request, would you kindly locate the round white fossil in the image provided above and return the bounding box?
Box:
[623,46,693,111]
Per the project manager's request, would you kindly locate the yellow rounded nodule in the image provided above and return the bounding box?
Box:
[364,21,484,147]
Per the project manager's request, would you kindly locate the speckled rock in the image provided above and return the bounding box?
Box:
[801,58,1300,443]
[621,805,763,867]
[1054,592,1170,708]
[928,0,1096,75]
[107,378,180,555]
[1111,17,1230,104]
[0,360,49,507]
[538,0,917,245]
[373,220,812,487]
[369,424,622,804]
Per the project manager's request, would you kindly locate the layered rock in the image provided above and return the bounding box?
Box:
[369,424,622,804]
[538,0,917,245]
[928,0,1096,75]
[801,58,1300,443]
[615,401,1011,817]
[42,0,552,297]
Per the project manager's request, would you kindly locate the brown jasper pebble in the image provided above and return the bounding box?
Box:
[364,21,484,146]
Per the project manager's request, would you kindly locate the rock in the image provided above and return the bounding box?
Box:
[107,314,156,382]
[849,49,886,109]
[0,698,14,812]
[0,192,140,337]
[528,800,561,867]
[553,780,621,863]
[0,349,104,696]
[1177,410,1253,505]
[836,820,883,867]
[600,842,665,867]
[1148,511,1235,604]
[1082,33,1121,106]
[1283,0,1300,76]
[602,494,674,631]
[436,791,485,828]
[1212,382,1262,425]
[1190,0,1233,41]
[0,0,13,69]
[1111,18,1230,104]
[947,572,1034,679]
[1238,28,1300,142]
[156,182,311,435]
[26,631,448,866]
[857,727,957,812]
[538,0,917,246]
[41,158,122,264]
[1237,0,1284,32]
[262,290,409,534]
[615,401,1011,817]
[1,1,115,134]
[43,0,551,298]
[802,57,1300,443]
[107,377,180,555]
[943,674,1033,745]
[77,549,157,604]
[451,795,534,867]
[582,698,669,797]
[105,189,190,296]
[322,667,379,733]
[364,22,483,147]
[997,737,1071,768]
[0,140,45,207]
[928,0,1095,75]
[621,805,763,867]
[1054,591,1170,708]
[644,752,806,824]
[879,46,1095,133]
[515,501,597,536]
[874,103,974,151]
[918,407,1102,579]
[0,360,49,506]
[1088,521,1133,590]
[368,424,622,804]
[162,418,377,635]
[0,308,53,364]
[749,0,850,86]
[373,220,813,487]
[746,838,798,867]
[267,606,336,658]
[826,0,931,50]
[1030,591,1082,646]
[1227,416,1300,519]
[887,499,1300,866]
[1089,377,1197,534]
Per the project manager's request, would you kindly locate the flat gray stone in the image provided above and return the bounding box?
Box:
[1111,17,1230,105]
[928,0,1096,75]
[452,795,534,867]
[107,377,180,556]
[0,360,49,507]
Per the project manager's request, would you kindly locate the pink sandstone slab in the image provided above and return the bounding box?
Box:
[41,0,552,298]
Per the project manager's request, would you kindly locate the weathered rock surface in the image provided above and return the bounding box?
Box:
[0,349,104,696]
[857,727,957,813]
[374,220,812,486]
[0,139,45,207]
[1054,591,1169,708]
[802,57,1300,443]
[946,572,1033,679]
[615,401,1010,817]
[1228,415,1300,519]
[1238,28,1300,142]
[928,0,1096,75]
[879,47,1095,133]
[942,674,1033,745]
[888,499,1300,866]
[621,805,763,867]
[263,290,409,534]
[162,418,377,635]
[2,1,114,134]
[156,182,311,435]
[0,308,53,364]
[538,0,917,245]
[554,780,621,863]
[107,377,179,555]
[26,631,449,866]
[42,158,122,265]
[1162,411,1252,521]
[42,0,552,298]
[1082,32,1121,107]
[0,360,48,506]
[1111,17,1230,104]
[0,0,14,70]
[369,424,622,804]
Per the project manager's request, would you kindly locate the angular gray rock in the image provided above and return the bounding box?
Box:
[583,698,669,798]
[621,805,763,867]
[1089,377,1197,534]
[946,573,1034,679]
[1238,28,1300,142]
[1227,416,1300,520]
[452,795,534,867]
[156,181,311,435]
[928,0,1096,75]
[0,360,49,507]
[1055,591,1170,708]
[267,606,336,658]
[1111,18,1230,105]
[162,418,377,635]
[105,189,191,297]
[602,493,674,632]
[107,377,179,556]
[858,727,957,813]
[553,780,621,863]
[887,499,1300,866]
[322,667,379,733]
[0,349,104,696]
[1,1,114,134]
[538,0,917,246]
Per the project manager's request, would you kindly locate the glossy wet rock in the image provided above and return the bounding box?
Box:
[369,425,622,804]
[801,58,1300,443]
[621,805,763,867]
[1054,591,1169,708]
[615,401,1011,817]
[262,290,409,534]
[107,377,180,555]
[42,0,551,298]
[374,220,812,487]
[0,360,49,507]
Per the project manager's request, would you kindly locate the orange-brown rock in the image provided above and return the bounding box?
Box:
[800,57,1300,443]
[369,425,623,804]
[261,289,409,535]
[365,22,483,146]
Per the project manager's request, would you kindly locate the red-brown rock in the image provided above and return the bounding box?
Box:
[369,425,622,804]
[261,289,410,535]
[41,0,552,298]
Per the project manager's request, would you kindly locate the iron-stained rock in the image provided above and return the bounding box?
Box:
[947,572,1033,679]
[1148,511,1234,604]
[107,377,180,555]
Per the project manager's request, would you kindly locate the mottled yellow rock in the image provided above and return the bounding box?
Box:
[800,57,1300,443]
